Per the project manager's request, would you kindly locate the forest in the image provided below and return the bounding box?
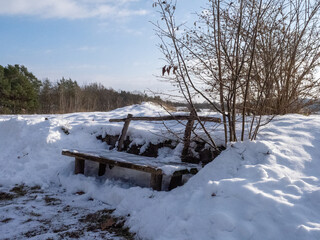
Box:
[0,64,168,114]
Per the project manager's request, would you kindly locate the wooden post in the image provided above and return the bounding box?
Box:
[117,114,132,151]
[74,157,85,174]
[98,163,106,176]
[150,173,163,191]
[181,111,195,162]
[169,175,183,190]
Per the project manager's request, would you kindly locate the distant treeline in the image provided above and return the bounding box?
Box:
[0,64,171,114]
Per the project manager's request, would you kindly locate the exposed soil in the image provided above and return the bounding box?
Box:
[80,209,134,239]
[0,184,134,240]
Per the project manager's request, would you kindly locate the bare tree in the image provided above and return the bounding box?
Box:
[153,0,320,145]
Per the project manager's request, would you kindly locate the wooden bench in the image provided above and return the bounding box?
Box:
[62,149,199,190]
[62,113,220,191]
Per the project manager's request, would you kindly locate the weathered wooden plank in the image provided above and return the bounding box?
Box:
[109,115,221,123]
[117,114,132,151]
[98,163,106,176]
[150,173,163,191]
[62,150,163,174]
[75,157,85,174]
[169,175,182,190]
[63,150,198,175]
[181,113,195,162]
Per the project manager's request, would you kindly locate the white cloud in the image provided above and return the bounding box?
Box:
[0,0,148,19]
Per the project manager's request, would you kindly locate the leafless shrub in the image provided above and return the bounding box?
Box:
[153,0,320,146]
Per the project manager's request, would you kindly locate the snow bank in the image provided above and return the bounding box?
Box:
[0,102,172,186]
[1,102,320,239]
[118,114,320,240]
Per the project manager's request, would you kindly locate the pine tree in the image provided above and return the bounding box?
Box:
[0,64,41,114]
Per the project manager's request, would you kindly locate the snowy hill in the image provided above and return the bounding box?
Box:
[0,102,320,239]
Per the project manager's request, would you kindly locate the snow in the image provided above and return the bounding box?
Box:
[1,102,320,239]
[0,184,123,240]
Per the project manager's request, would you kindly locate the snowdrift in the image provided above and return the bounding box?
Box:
[0,102,319,240]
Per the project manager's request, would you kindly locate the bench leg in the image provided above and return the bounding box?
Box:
[150,173,162,191]
[75,158,85,174]
[98,163,106,176]
[169,175,183,190]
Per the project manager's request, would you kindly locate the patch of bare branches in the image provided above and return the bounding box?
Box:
[153,0,320,146]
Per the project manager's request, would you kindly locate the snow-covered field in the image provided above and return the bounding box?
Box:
[0,102,320,240]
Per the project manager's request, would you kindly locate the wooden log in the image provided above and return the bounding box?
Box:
[75,157,85,174]
[98,163,106,176]
[117,114,132,151]
[109,115,221,123]
[181,115,195,162]
[150,173,163,191]
[169,175,183,190]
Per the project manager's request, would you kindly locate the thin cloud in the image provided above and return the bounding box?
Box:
[77,46,98,52]
[0,0,149,19]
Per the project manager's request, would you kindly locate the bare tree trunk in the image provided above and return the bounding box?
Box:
[214,0,228,147]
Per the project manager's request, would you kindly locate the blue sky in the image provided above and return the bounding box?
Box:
[0,0,205,92]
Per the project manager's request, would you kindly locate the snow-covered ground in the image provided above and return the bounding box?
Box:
[0,102,320,240]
